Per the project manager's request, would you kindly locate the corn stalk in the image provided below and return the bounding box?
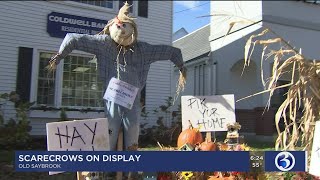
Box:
[241,25,320,154]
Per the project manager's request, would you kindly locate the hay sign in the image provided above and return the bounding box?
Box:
[309,121,320,176]
[46,118,110,151]
[46,118,109,175]
[181,95,236,132]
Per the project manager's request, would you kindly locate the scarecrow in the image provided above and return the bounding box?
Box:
[49,2,186,151]
[224,122,241,150]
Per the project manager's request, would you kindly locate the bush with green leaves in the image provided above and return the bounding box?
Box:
[0,92,33,150]
[139,97,182,146]
[59,108,68,121]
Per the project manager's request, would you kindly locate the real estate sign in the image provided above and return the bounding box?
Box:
[47,12,108,38]
[181,94,236,132]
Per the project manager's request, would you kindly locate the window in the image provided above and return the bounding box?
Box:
[73,0,114,9]
[62,55,103,107]
[37,52,56,105]
[73,1,148,17]
[138,0,148,18]
[37,52,103,108]
[119,0,148,17]
[194,64,207,96]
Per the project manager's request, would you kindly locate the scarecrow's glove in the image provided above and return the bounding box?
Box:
[49,53,62,65]
[179,66,187,76]
[179,66,186,72]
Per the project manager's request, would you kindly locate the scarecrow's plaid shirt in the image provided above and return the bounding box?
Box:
[56,33,184,103]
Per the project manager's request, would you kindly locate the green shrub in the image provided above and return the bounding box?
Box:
[139,97,182,147]
[0,92,33,150]
[59,108,68,121]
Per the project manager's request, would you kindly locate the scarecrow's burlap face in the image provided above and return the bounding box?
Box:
[109,22,135,46]
[100,2,137,47]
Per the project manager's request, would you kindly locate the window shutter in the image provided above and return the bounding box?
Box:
[138,0,148,18]
[16,47,33,103]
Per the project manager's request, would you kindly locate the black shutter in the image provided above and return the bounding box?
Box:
[16,47,33,103]
[138,0,148,18]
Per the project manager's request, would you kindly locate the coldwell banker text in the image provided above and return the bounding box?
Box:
[48,15,106,29]
[47,12,108,38]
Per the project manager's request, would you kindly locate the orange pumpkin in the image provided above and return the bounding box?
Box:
[199,140,216,151]
[177,124,203,148]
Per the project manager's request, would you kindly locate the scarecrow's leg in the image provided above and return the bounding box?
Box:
[105,101,122,150]
[123,105,140,151]
[104,101,122,179]
[116,126,124,180]
[123,106,140,180]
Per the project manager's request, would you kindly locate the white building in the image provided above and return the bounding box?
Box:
[172,27,188,41]
[0,1,175,135]
[172,24,211,97]
[173,1,320,135]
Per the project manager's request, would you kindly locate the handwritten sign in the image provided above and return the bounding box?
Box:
[46,118,109,175]
[47,118,110,151]
[181,95,236,132]
[309,121,320,176]
[103,77,139,109]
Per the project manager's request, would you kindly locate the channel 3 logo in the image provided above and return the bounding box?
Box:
[275,152,296,171]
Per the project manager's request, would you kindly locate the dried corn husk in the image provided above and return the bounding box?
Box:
[240,27,320,157]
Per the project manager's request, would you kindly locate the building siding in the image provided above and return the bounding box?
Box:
[0,1,174,135]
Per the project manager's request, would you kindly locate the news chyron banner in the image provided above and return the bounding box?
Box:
[15,151,306,172]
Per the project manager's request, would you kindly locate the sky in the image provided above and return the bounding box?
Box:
[173,1,211,34]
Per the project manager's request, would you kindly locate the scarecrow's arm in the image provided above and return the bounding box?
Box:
[144,44,184,69]
[54,33,111,62]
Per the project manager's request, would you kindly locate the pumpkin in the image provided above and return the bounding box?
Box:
[157,173,171,180]
[199,139,217,151]
[177,121,203,148]
[218,143,229,151]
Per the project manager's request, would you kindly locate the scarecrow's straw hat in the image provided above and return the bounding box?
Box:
[99,1,138,43]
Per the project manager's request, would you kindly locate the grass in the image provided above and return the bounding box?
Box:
[246,141,275,151]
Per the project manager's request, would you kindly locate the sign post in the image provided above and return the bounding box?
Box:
[181,94,236,142]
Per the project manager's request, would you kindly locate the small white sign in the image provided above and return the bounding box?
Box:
[181,95,236,132]
[309,121,320,176]
[103,77,139,109]
[46,118,109,175]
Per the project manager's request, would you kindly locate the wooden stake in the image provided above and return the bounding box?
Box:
[206,132,212,142]
[77,172,84,180]
[116,126,124,180]
[77,171,91,180]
